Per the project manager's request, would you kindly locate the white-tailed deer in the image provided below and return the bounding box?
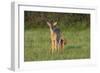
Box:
[47,20,66,53]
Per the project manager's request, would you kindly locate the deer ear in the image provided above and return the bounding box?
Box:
[53,22,57,26]
[47,22,51,26]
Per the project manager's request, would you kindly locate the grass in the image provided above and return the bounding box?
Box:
[24,28,90,61]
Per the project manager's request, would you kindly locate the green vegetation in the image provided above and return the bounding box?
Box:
[24,11,90,61]
[24,28,90,61]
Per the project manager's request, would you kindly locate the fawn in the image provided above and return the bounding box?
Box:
[47,21,65,53]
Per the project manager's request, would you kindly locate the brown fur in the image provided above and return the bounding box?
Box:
[47,21,66,53]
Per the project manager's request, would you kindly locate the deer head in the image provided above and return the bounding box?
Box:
[47,21,57,28]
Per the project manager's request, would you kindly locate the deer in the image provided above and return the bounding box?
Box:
[47,20,66,54]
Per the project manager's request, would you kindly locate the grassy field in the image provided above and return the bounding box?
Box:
[24,28,90,61]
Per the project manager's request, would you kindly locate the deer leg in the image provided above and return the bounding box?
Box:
[51,40,55,54]
[54,40,57,52]
[61,39,64,53]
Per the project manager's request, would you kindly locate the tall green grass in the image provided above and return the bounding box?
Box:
[24,28,90,61]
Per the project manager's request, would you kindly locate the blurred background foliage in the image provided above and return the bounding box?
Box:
[24,11,90,30]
